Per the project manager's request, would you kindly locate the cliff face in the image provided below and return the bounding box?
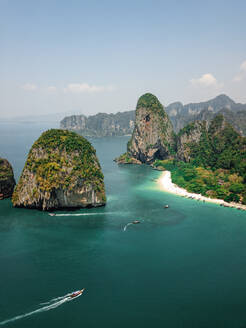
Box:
[177,115,246,169]
[61,115,87,130]
[123,93,175,164]
[195,107,246,136]
[61,111,135,137]
[12,130,106,210]
[166,94,237,132]
[0,158,16,199]
[166,94,246,134]
[177,121,208,162]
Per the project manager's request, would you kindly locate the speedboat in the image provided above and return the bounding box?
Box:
[70,289,85,298]
[132,220,140,224]
[49,213,56,216]
[164,205,169,208]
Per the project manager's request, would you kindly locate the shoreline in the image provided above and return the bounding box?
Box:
[157,171,246,211]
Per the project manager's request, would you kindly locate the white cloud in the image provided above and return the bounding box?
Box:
[64,83,114,94]
[241,60,246,71]
[47,86,56,92]
[21,83,38,91]
[190,73,223,88]
[233,60,246,82]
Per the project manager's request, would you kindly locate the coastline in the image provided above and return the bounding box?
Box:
[157,171,246,211]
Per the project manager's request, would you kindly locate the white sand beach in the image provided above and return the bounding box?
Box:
[157,171,246,211]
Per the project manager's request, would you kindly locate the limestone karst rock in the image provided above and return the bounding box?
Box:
[117,93,176,164]
[0,158,16,199]
[60,111,135,137]
[12,129,106,210]
[176,121,208,162]
[176,115,246,168]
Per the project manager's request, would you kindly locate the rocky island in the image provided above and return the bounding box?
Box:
[116,93,176,164]
[12,129,106,210]
[0,158,16,199]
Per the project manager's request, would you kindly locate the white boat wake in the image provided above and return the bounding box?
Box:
[0,292,82,326]
[123,223,133,231]
[50,212,115,217]
[39,293,71,305]
[123,220,143,231]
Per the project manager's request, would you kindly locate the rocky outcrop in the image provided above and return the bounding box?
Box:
[120,93,175,164]
[0,158,16,199]
[114,153,141,165]
[177,121,207,162]
[60,111,135,137]
[61,114,87,131]
[12,129,106,210]
[176,114,245,168]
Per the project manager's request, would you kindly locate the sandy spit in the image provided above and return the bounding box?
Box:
[157,171,246,211]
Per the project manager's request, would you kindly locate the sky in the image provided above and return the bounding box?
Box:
[1,0,246,118]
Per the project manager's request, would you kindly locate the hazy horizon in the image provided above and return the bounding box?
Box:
[1,92,245,121]
[1,0,246,118]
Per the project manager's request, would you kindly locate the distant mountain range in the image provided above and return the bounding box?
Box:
[166,94,246,135]
[60,94,246,136]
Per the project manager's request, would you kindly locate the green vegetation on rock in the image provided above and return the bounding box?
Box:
[122,93,176,164]
[179,115,246,176]
[0,158,16,198]
[26,129,103,191]
[114,152,140,164]
[0,158,14,180]
[13,129,106,210]
[136,93,165,114]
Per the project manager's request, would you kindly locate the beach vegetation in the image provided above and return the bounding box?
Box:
[153,159,246,204]
[157,115,246,204]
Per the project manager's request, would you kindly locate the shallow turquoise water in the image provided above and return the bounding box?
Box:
[0,123,246,328]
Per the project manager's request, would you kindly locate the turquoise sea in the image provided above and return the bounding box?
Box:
[0,122,246,328]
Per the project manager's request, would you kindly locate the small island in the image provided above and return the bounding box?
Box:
[116,93,246,208]
[0,158,16,199]
[12,129,106,210]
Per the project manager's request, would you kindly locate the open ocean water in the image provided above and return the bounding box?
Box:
[0,122,246,328]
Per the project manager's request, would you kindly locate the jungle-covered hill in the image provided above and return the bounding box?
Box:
[155,115,246,204]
